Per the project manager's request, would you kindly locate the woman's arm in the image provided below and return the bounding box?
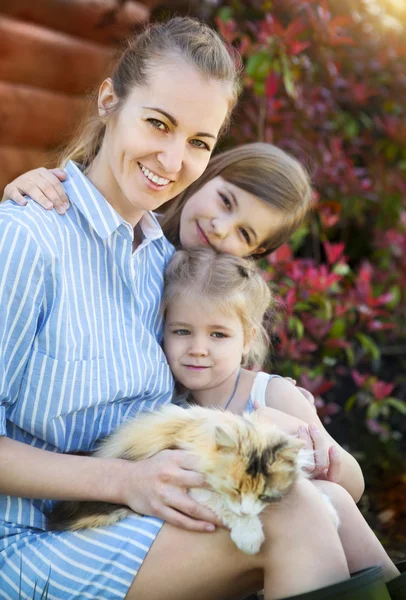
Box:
[0,436,218,532]
[265,378,364,502]
[2,167,69,213]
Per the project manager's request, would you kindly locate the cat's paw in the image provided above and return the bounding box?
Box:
[230,518,265,555]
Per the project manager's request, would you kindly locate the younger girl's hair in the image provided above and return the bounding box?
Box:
[161,142,312,257]
[163,247,274,369]
[60,16,241,168]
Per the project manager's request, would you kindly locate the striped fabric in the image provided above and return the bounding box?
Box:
[0,161,175,598]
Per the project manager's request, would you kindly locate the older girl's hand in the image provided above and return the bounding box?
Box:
[2,168,69,214]
[121,449,221,533]
[298,424,341,483]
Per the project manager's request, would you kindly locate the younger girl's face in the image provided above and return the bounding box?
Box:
[179,176,285,257]
[163,295,249,392]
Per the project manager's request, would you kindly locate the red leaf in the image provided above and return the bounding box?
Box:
[265,72,279,99]
[324,241,345,265]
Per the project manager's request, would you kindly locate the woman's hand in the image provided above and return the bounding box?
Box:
[298,424,341,483]
[2,168,69,214]
[121,449,221,533]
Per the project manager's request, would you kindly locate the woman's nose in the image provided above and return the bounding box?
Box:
[157,139,185,175]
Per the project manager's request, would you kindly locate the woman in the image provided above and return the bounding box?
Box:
[0,15,397,600]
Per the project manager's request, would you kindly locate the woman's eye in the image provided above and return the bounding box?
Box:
[190,139,210,150]
[220,193,232,210]
[240,228,251,244]
[147,118,168,131]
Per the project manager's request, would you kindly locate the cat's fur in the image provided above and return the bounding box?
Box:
[48,404,332,554]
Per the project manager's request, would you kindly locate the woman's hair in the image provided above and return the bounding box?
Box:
[162,247,274,369]
[161,143,312,257]
[60,17,241,168]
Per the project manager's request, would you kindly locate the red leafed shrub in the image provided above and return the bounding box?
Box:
[211,0,406,443]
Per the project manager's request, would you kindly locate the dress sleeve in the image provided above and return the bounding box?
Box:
[0,218,45,435]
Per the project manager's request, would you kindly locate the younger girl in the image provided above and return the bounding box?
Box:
[161,247,402,594]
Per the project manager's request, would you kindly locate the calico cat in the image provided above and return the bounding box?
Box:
[48,404,313,555]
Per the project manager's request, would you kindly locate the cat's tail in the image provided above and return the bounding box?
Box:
[48,500,132,531]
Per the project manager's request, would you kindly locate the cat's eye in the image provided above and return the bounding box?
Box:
[259,494,274,503]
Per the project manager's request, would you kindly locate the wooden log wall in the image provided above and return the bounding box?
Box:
[0,0,158,192]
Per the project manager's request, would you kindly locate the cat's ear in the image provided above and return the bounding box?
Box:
[276,437,305,463]
[215,426,237,451]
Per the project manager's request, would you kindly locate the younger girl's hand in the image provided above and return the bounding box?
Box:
[3,168,69,214]
[121,449,221,533]
[298,424,341,483]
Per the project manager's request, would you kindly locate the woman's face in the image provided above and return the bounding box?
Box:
[179,176,285,257]
[90,58,231,225]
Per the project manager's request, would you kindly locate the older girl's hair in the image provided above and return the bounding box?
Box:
[161,142,312,257]
[163,248,274,369]
[60,17,241,168]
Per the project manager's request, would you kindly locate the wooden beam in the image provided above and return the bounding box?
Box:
[0,146,53,196]
[0,16,113,95]
[0,0,153,45]
[0,82,87,149]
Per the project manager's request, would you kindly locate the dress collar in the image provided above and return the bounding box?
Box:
[64,161,163,242]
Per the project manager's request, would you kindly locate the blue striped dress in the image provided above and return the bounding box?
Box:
[0,161,175,599]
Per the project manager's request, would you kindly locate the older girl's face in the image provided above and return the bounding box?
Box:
[179,176,285,257]
[89,58,231,225]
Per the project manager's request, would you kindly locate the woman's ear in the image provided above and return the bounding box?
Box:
[97,78,118,119]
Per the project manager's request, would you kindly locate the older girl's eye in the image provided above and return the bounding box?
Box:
[190,139,210,150]
[220,193,232,210]
[240,228,250,244]
[147,118,168,131]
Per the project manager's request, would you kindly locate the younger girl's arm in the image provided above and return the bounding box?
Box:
[264,378,364,502]
[2,167,69,213]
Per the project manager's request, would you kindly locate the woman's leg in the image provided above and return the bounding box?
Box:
[126,479,349,600]
[313,480,399,582]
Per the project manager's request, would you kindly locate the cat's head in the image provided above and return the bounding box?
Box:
[202,415,304,517]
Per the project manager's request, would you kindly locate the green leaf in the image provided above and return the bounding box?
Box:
[217,7,234,21]
[246,52,273,80]
[333,263,351,276]
[367,402,381,420]
[345,394,358,411]
[356,333,380,361]
[385,397,406,414]
[345,345,355,366]
[329,318,346,338]
[280,52,297,99]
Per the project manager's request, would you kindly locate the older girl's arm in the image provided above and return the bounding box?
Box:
[265,378,364,502]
